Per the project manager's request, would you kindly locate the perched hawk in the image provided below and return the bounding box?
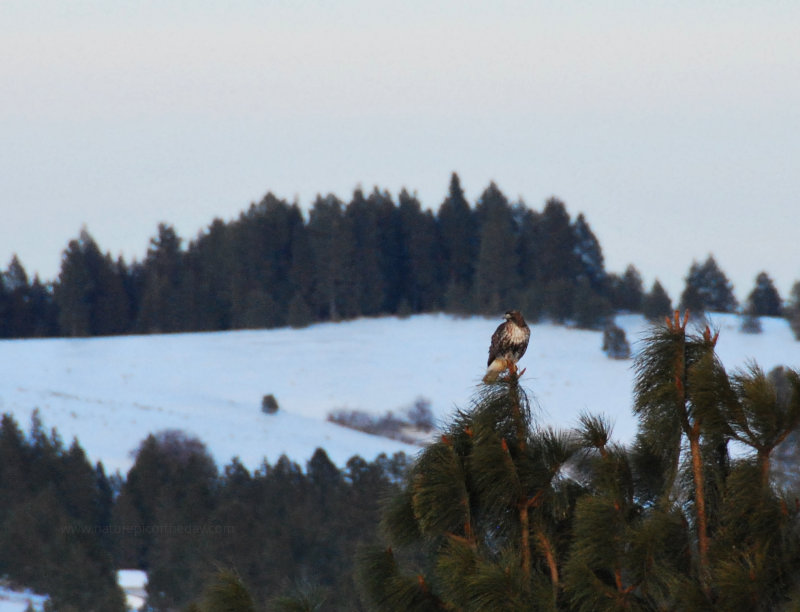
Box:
[483,310,530,383]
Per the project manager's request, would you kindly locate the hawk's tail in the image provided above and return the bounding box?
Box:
[483,358,506,383]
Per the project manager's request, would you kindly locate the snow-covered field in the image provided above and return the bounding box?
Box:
[0,313,797,475]
[0,586,46,612]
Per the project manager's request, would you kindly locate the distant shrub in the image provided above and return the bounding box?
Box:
[327,398,435,443]
[261,394,279,415]
[407,397,435,432]
[602,322,630,359]
[740,311,762,334]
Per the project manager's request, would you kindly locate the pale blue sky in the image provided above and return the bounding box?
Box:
[2,1,799,302]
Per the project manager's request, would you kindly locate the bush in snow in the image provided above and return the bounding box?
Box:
[261,394,279,414]
[602,322,630,359]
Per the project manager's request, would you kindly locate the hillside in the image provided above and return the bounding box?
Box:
[0,313,796,474]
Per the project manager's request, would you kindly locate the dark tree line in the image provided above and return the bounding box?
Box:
[0,412,409,611]
[0,412,125,611]
[0,173,794,340]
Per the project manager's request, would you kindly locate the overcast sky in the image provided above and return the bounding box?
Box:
[2,1,798,302]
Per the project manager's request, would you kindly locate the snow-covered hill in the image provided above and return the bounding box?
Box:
[0,313,796,474]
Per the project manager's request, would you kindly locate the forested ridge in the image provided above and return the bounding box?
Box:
[0,411,407,611]
[2,173,797,339]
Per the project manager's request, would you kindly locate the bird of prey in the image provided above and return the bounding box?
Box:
[483,310,530,383]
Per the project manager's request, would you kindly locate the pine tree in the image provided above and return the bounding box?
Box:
[184,218,235,331]
[786,281,800,341]
[747,271,782,317]
[641,279,672,322]
[473,182,519,313]
[438,173,477,312]
[360,311,800,610]
[679,255,738,314]
[198,570,256,612]
[398,189,441,313]
[136,223,184,333]
[54,229,130,336]
[609,265,644,313]
[572,214,606,294]
[307,194,348,321]
[342,188,385,317]
[358,369,580,610]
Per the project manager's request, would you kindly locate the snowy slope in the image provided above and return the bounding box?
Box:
[0,313,797,474]
[0,586,46,612]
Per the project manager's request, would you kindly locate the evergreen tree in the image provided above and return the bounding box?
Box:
[358,370,580,610]
[54,229,130,336]
[572,214,606,294]
[136,223,185,333]
[535,198,578,288]
[437,173,477,312]
[307,194,348,321]
[199,570,256,612]
[1,255,35,337]
[601,322,630,359]
[398,189,441,313]
[371,188,405,313]
[609,265,644,313]
[641,279,672,322]
[473,182,518,313]
[514,206,544,321]
[27,275,59,337]
[288,215,317,323]
[572,278,612,330]
[342,188,385,317]
[786,281,800,341]
[747,271,782,317]
[679,255,738,314]
[0,413,125,611]
[360,311,800,610]
[184,218,236,331]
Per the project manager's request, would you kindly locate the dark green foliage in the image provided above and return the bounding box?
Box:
[679,255,738,314]
[438,173,477,311]
[307,194,348,321]
[270,582,330,611]
[53,229,131,336]
[572,213,607,294]
[785,281,800,341]
[473,182,519,313]
[572,278,612,330]
[609,265,644,313]
[362,313,800,610]
[136,223,185,333]
[0,413,125,610]
[359,373,582,610]
[199,570,255,612]
[747,271,782,317]
[641,279,672,322]
[6,172,793,338]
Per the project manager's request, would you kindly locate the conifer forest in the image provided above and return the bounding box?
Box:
[3,173,799,340]
[2,174,800,610]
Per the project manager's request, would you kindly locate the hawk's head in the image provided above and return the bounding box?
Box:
[504,310,526,327]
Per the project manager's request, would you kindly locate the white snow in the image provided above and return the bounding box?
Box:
[0,586,46,612]
[117,570,147,611]
[0,313,797,474]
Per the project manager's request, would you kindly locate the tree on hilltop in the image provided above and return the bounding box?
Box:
[679,255,737,314]
[747,271,782,317]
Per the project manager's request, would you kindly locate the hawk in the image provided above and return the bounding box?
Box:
[483,310,530,383]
